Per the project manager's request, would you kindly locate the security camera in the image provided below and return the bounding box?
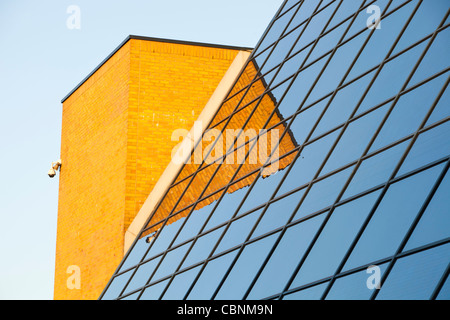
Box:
[48,168,57,178]
[48,159,62,178]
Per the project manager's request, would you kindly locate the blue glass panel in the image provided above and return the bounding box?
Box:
[289,97,330,145]
[181,226,225,269]
[238,171,284,214]
[119,291,140,300]
[404,167,450,251]
[398,121,450,176]
[276,55,327,117]
[291,190,381,288]
[294,165,355,220]
[248,214,325,299]
[326,263,388,300]
[343,140,410,199]
[203,182,249,232]
[214,209,261,254]
[124,256,162,295]
[140,279,169,300]
[426,81,450,127]
[278,130,340,195]
[344,164,444,271]
[343,0,390,42]
[289,1,339,56]
[320,104,388,175]
[410,27,450,86]
[306,29,368,105]
[284,0,320,34]
[215,233,279,300]
[326,0,365,30]
[251,188,305,239]
[307,20,351,67]
[272,47,308,86]
[348,1,416,80]
[436,275,450,300]
[370,72,449,152]
[255,4,298,55]
[377,243,450,300]
[151,243,190,282]
[356,41,426,115]
[283,282,328,300]
[101,269,134,300]
[172,204,213,247]
[161,266,201,300]
[393,0,449,55]
[144,218,184,260]
[312,70,376,139]
[187,251,238,300]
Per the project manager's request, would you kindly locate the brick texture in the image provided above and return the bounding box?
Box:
[54,38,242,300]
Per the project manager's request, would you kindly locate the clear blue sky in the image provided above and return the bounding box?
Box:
[0,0,283,300]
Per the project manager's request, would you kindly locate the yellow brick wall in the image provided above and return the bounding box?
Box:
[54,38,242,300]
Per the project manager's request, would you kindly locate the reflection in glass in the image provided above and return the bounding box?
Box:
[215,233,279,300]
[291,190,381,289]
[377,243,450,300]
[404,167,450,251]
[248,214,325,300]
[101,269,134,300]
[325,263,388,300]
[283,282,328,300]
[344,164,444,271]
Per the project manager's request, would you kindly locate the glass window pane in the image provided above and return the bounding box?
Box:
[289,97,330,145]
[393,0,449,55]
[344,164,444,271]
[436,275,450,300]
[181,226,225,269]
[291,190,382,288]
[294,165,355,220]
[161,266,201,300]
[343,140,410,199]
[251,189,306,239]
[285,0,320,35]
[398,121,450,176]
[326,263,388,300]
[410,27,450,86]
[377,243,450,300]
[312,70,376,139]
[151,243,190,282]
[144,218,184,260]
[214,209,261,254]
[278,130,340,195]
[426,82,450,127]
[101,270,134,300]
[404,167,450,251]
[124,256,162,295]
[187,251,238,300]
[248,214,326,299]
[356,41,426,115]
[370,72,449,152]
[348,1,417,80]
[320,104,388,175]
[255,5,298,55]
[326,0,365,30]
[140,279,169,300]
[306,30,368,105]
[283,282,328,300]
[276,56,327,118]
[215,233,279,300]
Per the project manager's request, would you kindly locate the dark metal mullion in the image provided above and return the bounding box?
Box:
[369,160,450,301]
[431,262,450,300]
[318,10,450,300]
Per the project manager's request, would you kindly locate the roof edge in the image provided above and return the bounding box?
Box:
[61,35,253,104]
